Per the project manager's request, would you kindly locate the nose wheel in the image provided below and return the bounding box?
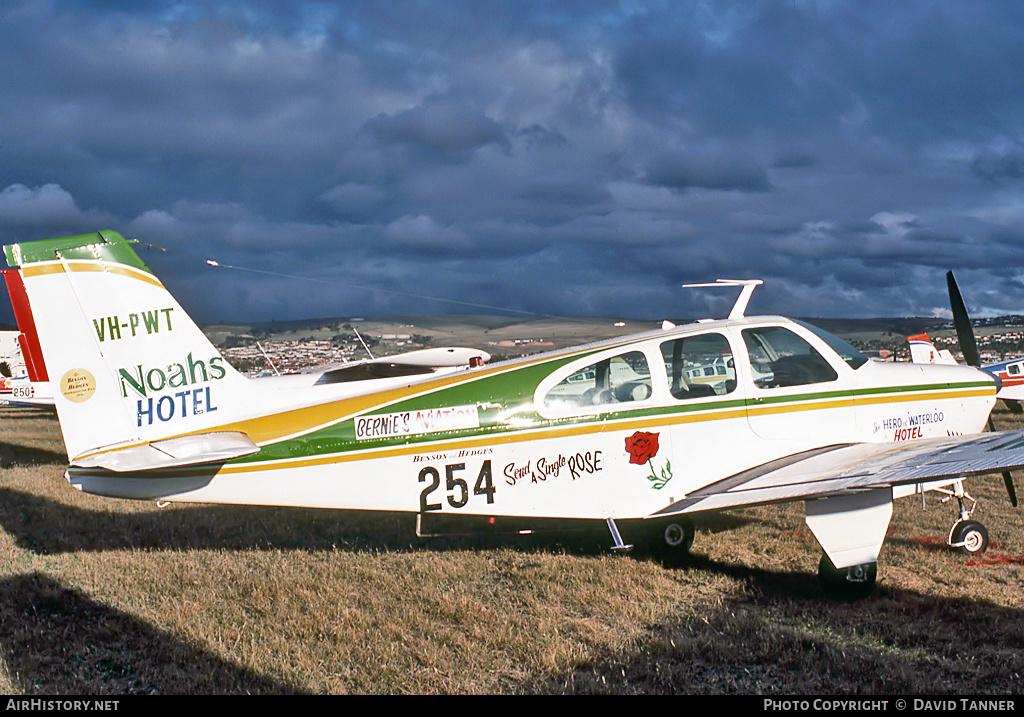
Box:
[944,480,989,556]
[950,519,989,556]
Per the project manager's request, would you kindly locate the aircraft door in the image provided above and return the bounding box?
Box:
[655,332,754,495]
[740,325,858,442]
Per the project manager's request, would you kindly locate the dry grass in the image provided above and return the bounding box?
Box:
[1,404,1023,694]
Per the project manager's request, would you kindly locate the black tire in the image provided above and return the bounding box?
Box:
[951,520,989,556]
[647,519,695,566]
[818,554,877,600]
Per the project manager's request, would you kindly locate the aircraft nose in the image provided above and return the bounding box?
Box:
[986,369,1003,392]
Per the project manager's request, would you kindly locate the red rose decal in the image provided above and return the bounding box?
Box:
[625,431,659,465]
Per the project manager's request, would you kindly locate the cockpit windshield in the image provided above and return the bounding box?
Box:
[794,320,869,370]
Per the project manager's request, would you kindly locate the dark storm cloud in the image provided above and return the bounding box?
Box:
[645,151,771,193]
[363,99,510,161]
[972,147,1024,183]
[3,0,1024,324]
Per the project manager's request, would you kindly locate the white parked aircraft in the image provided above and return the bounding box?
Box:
[6,232,1024,598]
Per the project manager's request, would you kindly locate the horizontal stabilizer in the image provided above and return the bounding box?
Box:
[73,431,259,472]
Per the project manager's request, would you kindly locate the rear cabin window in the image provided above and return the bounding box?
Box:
[742,326,838,388]
[542,351,652,410]
[660,333,736,399]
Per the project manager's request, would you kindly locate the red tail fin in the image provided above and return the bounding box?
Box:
[3,269,48,382]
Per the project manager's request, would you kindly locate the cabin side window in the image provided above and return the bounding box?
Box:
[542,350,652,410]
[660,333,736,399]
[742,326,838,389]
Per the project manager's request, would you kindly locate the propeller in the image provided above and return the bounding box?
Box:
[947,270,1018,507]
[947,271,981,368]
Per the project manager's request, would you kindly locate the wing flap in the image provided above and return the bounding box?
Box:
[72,431,259,472]
[658,432,1024,515]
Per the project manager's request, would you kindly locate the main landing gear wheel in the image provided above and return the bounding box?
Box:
[818,554,877,600]
[648,518,695,566]
[950,519,989,556]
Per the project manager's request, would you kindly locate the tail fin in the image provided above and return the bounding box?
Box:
[3,268,48,382]
[908,332,958,366]
[3,231,257,466]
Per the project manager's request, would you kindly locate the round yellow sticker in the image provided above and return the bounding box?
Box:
[60,368,96,403]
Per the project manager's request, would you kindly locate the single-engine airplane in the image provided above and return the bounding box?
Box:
[7,231,1024,598]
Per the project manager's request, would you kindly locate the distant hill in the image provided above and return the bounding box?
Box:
[239,314,952,332]
[201,314,955,354]
[204,314,962,340]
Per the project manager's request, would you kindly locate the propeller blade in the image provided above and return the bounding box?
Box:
[955,273,1020,509]
[1004,473,1018,508]
[947,271,981,367]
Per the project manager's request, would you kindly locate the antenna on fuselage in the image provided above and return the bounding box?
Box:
[683,279,764,319]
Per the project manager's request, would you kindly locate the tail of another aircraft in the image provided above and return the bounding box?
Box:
[908,333,958,366]
[3,268,55,407]
[3,231,258,468]
[3,268,49,384]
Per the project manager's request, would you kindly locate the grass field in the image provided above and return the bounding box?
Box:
[1,404,1023,694]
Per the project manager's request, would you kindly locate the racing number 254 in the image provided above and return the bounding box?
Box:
[419,461,495,512]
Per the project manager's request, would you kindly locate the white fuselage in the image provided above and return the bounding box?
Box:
[67,316,996,523]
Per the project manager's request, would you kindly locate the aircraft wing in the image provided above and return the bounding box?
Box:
[657,432,1024,515]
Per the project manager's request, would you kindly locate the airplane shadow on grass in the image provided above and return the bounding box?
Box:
[0,572,306,694]
[3,562,1021,695]
[0,441,68,469]
[3,491,1023,693]
[533,556,1024,694]
[0,487,755,557]
[0,487,430,555]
